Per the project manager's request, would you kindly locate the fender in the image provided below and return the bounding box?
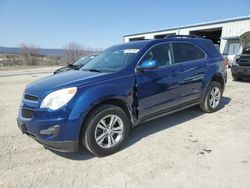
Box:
[68,75,137,137]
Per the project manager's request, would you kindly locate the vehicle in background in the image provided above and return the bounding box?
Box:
[17,35,227,156]
[222,42,241,68]
[54,54,97,74]
[231,47,250,81]
[222,55,234,68]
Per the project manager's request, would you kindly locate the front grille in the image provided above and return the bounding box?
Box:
[238,56,250,67]
[24,94,39,102]
[239,59,250,62]
[239,60,250,67]
[21,108,34,119]
[239,63,250,67]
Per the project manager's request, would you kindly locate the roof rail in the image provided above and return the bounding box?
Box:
[165,35,203,39]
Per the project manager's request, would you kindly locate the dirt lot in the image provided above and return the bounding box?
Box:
[0,68,249,188]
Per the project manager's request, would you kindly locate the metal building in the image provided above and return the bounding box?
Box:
[123,16,250,63]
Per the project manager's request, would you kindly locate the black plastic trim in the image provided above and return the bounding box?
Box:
[24,94,39,101]
[17,120,79,152]
[35,138,79,152]
[135,99,200,126]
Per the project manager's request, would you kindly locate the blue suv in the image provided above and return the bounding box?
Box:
[17,35,227,156]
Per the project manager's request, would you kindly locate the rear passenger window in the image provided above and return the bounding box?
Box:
[140,43,174,67]
[172,42,205,63]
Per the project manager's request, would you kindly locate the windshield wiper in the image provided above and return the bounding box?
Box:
[82,68,102,73]
[69,64,80,69]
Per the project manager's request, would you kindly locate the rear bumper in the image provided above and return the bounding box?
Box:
[231,64,250,77]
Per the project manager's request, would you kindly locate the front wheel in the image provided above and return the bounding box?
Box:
[200,81,223,113]
[82,105,130,156]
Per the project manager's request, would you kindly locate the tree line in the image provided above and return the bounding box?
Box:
[18,42,101,66]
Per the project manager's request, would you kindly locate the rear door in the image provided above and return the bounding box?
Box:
[136,43,182,119]
[172,42,207,103]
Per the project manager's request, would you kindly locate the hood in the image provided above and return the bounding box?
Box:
[240,32,250,50]
[25,70,111,97]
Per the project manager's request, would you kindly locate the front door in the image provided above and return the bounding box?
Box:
[135,43,182,119]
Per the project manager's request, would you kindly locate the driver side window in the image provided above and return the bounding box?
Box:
[141,43,174,67]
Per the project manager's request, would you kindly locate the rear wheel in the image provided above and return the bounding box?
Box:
[200,81,223,113]
[81,104,130,156]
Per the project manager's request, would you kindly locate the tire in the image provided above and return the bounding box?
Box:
[199,81,223,113]
[81,104,130,157]
[232,75,242,81]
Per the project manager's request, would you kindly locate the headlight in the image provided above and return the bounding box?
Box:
[40,87,77,110]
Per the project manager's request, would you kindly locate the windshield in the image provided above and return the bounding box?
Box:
[73,55,96,66]
[243,48,250,54]
[81,46,140,72]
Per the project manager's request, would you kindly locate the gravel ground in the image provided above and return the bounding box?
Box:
[0,69,249,188]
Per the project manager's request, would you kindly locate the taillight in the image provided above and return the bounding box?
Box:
[223,58,229,68]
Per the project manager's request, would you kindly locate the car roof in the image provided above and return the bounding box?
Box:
[136,37,208,45]
[113,37,210,50]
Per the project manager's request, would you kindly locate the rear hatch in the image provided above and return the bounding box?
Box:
[238,32,250,67]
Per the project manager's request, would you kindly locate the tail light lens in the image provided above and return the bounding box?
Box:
[223,58,229,68]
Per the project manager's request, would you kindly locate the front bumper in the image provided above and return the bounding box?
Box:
[231,64,250,77]
[17,118,79,152]
[17,98,83,152]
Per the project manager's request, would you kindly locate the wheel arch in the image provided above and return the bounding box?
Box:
[201,72,225,102]
[78,97,134,145]
[210,73,225,91]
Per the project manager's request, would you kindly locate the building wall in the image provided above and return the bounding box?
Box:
[123,18,250,55]
[220,19,250,54]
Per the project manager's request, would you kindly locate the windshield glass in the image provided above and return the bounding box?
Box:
[243,48,250,54]
[73,55,96,66]
[81,46,140,72]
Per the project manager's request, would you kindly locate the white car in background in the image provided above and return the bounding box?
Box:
[224,32,250,68]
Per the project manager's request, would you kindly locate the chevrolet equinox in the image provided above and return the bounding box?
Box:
[17,35,227,156]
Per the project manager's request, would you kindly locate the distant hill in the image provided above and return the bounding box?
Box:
[0,46,65,56]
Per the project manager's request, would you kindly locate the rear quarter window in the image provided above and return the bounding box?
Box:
[196,40,222,58]
[172,42,205,63]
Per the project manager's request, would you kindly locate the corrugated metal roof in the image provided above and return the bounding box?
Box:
[221,36,239,40]
[124,15,250,37]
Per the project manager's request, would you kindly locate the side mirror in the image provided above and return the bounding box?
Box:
[137,60,157,72]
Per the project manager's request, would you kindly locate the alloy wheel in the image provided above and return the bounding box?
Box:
[209,87,221,108]
[94,115,124,148]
